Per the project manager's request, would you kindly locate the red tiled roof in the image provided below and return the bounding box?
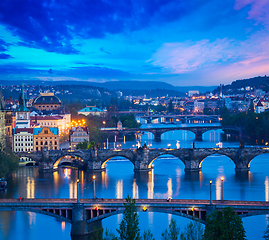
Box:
[30,116,63,121]
[14,128,33,134]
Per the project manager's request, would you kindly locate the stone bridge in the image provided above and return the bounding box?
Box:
[1,198,269,236]
[100,125,242,141]
[16,147,269,173]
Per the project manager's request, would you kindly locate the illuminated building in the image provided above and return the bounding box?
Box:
[69,126,89,150]
[13,128,33,152]
[0,90,6,151]
[33,127,59,151]
[33,92,61,111]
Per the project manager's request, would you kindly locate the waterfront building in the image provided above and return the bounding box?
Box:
[33,92,61,111]
[16,86,30,129]
[33,127,59,151]
[13,128,33,152]
[30,115,68,134]
[69,126,89,150]
[0,90,6,151]
[78,106,107,117]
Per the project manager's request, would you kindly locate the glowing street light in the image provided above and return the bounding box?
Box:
[221,177,224,201]
[93,175,96,199]
[210,180,212,205]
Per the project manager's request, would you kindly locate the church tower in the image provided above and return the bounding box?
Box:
[0,89,6,151]
[16,85,30,128]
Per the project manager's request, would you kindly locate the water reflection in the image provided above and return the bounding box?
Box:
[26,176,35,199]
[116,180,123,199]
[133,179,139,199]
[147,170,154,199]
[265,176,269,202]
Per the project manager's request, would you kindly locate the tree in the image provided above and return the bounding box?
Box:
[0,149,19,177]
[117,195,140,240]
[204,207,246,240]
[142,229,155,240]
[180,221,204,240]
[168,100,174,113]
[161,218,180,240]
[76,139,89,149]
[263,225,269,240]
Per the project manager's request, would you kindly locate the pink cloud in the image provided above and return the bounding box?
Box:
[150,31,269,85]
[235,0,269,25]
[150,38,236,73]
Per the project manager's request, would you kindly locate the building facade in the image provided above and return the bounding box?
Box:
[69,126,89,150]
[33,127,59,151]
[13,128,33,152]
[33,92,61,111]
[78,106,107,117]
[0,90,6,151]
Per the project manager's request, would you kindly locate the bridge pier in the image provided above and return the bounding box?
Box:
[153,132,162,142]
[194,130,203,141]
[71,203,103,236]
[184,160,201,172]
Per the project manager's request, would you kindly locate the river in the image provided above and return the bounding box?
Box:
[0,123,269,240]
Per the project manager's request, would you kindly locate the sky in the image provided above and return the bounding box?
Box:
[0,0,269,86]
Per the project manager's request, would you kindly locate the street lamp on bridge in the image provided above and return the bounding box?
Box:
[93,175,96,199]
[221,177,224,201]
[210,180,212,205]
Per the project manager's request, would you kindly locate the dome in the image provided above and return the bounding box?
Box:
[34,95,61,105]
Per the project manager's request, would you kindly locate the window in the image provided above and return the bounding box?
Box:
[36,147,38,151]
[44,130,48,134]
[40,142,43,145]
[45,141,48,145]
[55,141,57,145]
[36,142,38,145]
[55,146,57,150]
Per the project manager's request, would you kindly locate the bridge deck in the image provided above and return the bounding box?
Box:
[1,198,269,207]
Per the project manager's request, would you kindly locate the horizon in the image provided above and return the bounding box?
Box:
[0,0,269,86]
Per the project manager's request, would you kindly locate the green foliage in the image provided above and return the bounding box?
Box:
[119,114,141,128]
[65,102,84,115]
[204,207,246,240]
[168,100,174,113]
[263,225,269,240]
[221,111,269,142]
[76,139,89,149]
[103,229,119,240]
[161,218,180,240]
[180,221,204,240]
[142,229,155,240]
[117,195,140,240]
[0,149,19,177]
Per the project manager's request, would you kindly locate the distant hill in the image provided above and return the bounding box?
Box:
[0,80,216,94]
[213,75,269,94]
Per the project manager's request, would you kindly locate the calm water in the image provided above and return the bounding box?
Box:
[0,124,269,240]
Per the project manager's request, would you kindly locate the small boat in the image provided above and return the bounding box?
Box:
[0,178,7,190]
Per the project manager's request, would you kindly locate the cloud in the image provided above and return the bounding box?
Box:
[0,53,12,59]
[234,0,269,26]
[0,0,204,54]
[150,38,237,73]
[150,30,269,84]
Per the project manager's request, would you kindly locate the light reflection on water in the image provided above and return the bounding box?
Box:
[0,127,269,240]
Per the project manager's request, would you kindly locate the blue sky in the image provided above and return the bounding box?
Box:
[0,0,268,86]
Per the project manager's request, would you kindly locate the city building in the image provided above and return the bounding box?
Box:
[33,127,59,151]
[0,90,6,151]
[33,92,61,111]
[255,100,264,113]
[13,128,33,152]
[69,126,89,150]
[78,106,107,117]
[16,86,30,128]
[30,115,69,134]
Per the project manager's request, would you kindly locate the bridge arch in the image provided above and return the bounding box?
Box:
[148,153,185,169]
[0,207,72,223]
[101,155,135,169]
[86,207,205,224]
[198,153,236,170]
[53,153,86,170]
